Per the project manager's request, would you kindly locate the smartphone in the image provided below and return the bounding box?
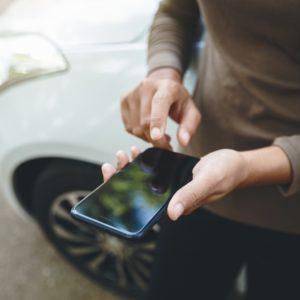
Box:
[71,147,199,239]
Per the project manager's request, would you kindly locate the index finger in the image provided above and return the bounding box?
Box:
[150,88,174,141]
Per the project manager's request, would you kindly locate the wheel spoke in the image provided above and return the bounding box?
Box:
[135,251,154,264]
[132,241,156,252]
[52,222,95,243]
[152,224,160,232]
[132,258,151,279]
[88,252,108,271]
[126,259,149,290]
[66,244,100,256]
[48,189,155,293]
[52,203,82,226]
[65,191,89,206]
[115,259,127,287]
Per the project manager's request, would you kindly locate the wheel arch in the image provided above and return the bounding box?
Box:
[12,157,101,217]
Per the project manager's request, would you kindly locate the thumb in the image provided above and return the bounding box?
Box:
[167,179,202,221]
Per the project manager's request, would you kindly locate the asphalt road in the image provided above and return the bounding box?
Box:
[0,198,123,300]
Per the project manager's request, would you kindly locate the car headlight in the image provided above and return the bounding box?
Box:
[0,33,68,91]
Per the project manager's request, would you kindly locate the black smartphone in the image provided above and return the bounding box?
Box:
[71,147,199,239]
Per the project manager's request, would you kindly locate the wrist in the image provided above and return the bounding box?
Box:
[239,146,292,188]
[147,67,182,83]
[237,150,252,189]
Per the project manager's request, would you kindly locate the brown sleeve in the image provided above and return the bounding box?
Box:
[147,0,201,75]
[273,135,300,196]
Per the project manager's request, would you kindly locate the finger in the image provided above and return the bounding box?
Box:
[165,133,172,143]
[177,99,201,147]
[131,128,151,143]
[130,146,141,160]
[167,178,204,221]
[150,88,174,141]
[127,92,142,138]
[141,95,173,149]
[102,163,116,182]
[140,82,156,142]
[121,90,142,138]
[120,95,132,133]
[116,150,129,170]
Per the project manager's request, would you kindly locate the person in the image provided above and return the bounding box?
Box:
[102,0,300,299]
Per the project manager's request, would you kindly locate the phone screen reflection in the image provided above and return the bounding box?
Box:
[75,148,199,234]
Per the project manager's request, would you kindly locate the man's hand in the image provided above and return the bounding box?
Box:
[120,68,201,149]
[102,145,292,222]
[168,145,292,220]
[102,148,246,221]
[167,149,247,220]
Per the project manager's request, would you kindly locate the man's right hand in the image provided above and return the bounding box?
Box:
[120,68,201,149]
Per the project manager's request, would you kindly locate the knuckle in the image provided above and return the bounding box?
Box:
[213,172,226,188]
[132,127,143,137]
[163,78,174,87]
[121,88,137,105]
[124,125,132,134]
[141,118,150,130]
[177,188,198,206]
[138,78,156,92]
[120,95,128,107]
[164,80,182,95]
[153,90,172,103]
[141,78,154,89]
[170,81,181,94]
[188,190,199,204]
[150,115,164,126]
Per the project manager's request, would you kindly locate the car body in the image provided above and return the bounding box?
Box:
[0,0,157,215]
[0,0,199,297]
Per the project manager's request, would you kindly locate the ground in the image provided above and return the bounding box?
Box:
[0,197,123,300]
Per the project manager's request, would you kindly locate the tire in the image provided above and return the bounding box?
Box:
[32,160,158,298]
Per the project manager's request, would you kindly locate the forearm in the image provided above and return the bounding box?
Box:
[240,145,292,188]
[148,0,200,75]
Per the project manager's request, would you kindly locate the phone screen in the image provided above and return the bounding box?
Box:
[72,148,199,238]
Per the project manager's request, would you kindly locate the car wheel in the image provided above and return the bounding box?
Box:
[32,160,158,298]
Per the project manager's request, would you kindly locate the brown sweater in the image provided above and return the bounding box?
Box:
[148,0,300,234]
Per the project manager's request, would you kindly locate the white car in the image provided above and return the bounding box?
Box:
[0,0,199,297]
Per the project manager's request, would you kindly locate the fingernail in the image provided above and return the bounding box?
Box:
[116,151,123,168]
[181,130,190,146]
[102,163,110,170]
[173,203,184,220]
[151,127,161,140]
[117,150,125,160]
[130,146,137,153]
[101,163,109,175]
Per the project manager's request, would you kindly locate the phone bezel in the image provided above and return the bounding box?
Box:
[71,182,169,239]
[71,147,199,239]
